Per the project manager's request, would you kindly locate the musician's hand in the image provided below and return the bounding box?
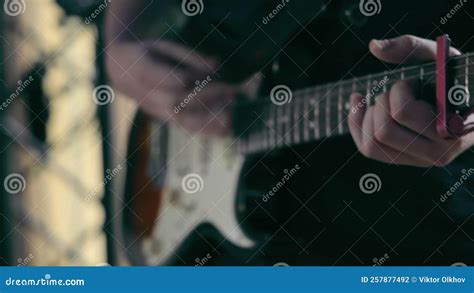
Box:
[106,40,236,136]
[348,35,473,167]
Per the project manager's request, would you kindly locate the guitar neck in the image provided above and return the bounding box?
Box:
[234,53,474,155]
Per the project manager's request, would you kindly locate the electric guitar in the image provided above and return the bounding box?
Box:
[121,36,474,265]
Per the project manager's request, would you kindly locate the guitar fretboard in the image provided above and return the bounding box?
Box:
[234,53,474,154]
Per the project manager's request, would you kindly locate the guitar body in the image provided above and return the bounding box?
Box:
[124,111,256,266]
[124,104,474,266]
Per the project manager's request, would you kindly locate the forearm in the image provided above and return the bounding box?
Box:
[105,0,157,42]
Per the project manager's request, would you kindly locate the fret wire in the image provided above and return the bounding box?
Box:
[273,104,279,147]
[268,104,276,148]
[280,104,286,146]
[304,89,313,141]
[319,92,326,140]
[261,111,268,151]
[293,94,301,144]
[337,85,343,135]
[261,106,266,150]
[256,114,262,152]
[312,92,320,139]
[281,104,286,146]
[287,101,294,145]
[325,85,331,137]
[303,91,310,142]
[250,113,256,152]
[262,107,270,148]
[284,103,291,145]
[276,104,282,146]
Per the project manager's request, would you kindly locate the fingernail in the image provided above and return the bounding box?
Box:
[374,39,389,50]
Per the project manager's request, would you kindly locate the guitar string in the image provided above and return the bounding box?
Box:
[235,69,474,108]
[233,54,474,107]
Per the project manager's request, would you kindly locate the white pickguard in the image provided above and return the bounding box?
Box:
[142,123,255,265]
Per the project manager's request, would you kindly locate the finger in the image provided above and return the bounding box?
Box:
[359,103,432,167]
[349,93,433,166]
[389,80,444,141]
[131,61,193,91]
[107,57,178,118]
[183,83,235,114]
[372,90,448,164]
[369,35,461,64]
[108,43,193,91]
[348,93,367,148]
[367,93,434,166]
[149,40,219,74]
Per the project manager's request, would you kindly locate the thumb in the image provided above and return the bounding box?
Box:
[369,35,461,64]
